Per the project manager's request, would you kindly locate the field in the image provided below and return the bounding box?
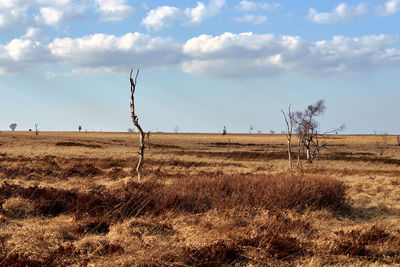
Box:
[1,131,400,266]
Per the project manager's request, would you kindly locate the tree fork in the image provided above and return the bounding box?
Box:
[130,68,145,181]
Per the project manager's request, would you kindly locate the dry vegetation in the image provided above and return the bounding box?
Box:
[0,131,400,266]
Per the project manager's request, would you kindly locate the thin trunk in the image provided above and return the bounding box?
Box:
[306,140,313,163]
[130,68,145,182]
[297,135,301,168]
[135,124,145,181]
[287,139,292,169]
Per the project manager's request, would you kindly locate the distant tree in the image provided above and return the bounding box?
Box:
[249,125,254,134]
[35,123,39,136]
[129,68,146,181]
[127,128,135,133]
[281,104,294,169]
[9,123,17,132]
[174,126,179,133]
[222,126,227,135]
[270,130,275,134]
[79,125,82,132]
[257,130,262,134]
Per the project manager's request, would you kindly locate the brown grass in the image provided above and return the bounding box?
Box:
[1,132,400,266]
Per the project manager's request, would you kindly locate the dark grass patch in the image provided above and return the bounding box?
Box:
[183,241,244,265]
[74,217,110,235]
[55,142,102,149]
[0,240,124,267]
[330,225,400,260]
[61,163,103,178]
[151,143,182,149]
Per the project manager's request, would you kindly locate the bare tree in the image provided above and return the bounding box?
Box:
[249,125,254,134]
[174,126,179,133]
[35,123,39,136]
[129,68,145,181]
[9,123,17,132]
[281,104,294,169]
[222,126,227,135]
[79,125,82,132]
[294,100,327,164]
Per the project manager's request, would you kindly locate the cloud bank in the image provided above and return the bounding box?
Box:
[1,32,400,79]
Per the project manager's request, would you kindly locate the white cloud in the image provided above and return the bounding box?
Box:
[307,2,367,24]
[235,14,267,24]
[34,0,72,6]
[0,0,85,30]
[37,7,63,25]
[182,32,400,78]
[184,0,226,25]
[48,32,182,71]
[235,1,280,12]
[21,27,42,39]
[34,4,85,26]
[377,0,400,16]
[0,39,53,73]
[141,6,183,31]
[95,0,134,21]
[142,0,226,31]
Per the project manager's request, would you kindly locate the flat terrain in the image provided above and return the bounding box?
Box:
[1,132,400,266]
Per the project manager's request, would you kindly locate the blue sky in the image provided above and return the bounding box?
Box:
[1,0,400,133]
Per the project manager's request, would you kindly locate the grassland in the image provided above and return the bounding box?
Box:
[0,131,400,266]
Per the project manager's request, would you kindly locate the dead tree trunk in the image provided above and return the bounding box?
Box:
[130,68,145,181]
[397,136,400,146]
[296,134,303,168]
[281,105,294,169]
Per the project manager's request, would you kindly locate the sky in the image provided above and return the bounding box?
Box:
[1,0,400,134]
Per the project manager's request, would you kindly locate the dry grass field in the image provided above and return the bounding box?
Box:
[1,131,400,266]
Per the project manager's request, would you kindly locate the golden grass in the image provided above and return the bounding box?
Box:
[1,131,400,266]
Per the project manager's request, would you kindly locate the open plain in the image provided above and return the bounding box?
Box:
[0,131,400,266]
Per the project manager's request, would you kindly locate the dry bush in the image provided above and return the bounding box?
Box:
[0,174,347,221]
[330,225,400,261]
[1,197,34,219]
[159,174,347,213]
[0,183,78,217]
[181,213,310,265]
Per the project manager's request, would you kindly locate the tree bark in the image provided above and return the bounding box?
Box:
[130,68,145,182]
[297,135,301,168]
[287,139,292,169]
